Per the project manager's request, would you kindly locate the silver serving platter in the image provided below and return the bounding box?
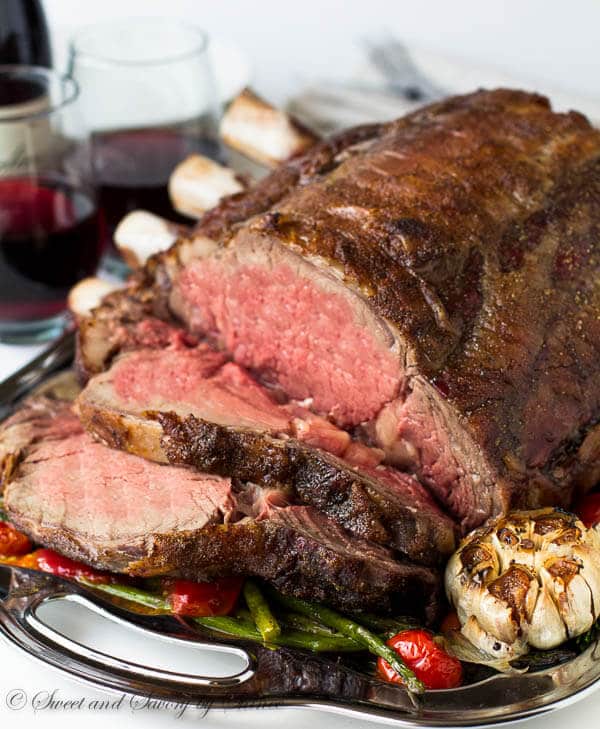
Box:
[1,332,600,727]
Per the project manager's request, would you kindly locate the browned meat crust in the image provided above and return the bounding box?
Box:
[76,123,385,379]
[237,91,600,519]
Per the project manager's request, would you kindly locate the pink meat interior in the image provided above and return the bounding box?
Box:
[104,343,454,522]
[109,345,367,459]
[17,432,233,538]
[173,256,401,427]
[112,344,296,433]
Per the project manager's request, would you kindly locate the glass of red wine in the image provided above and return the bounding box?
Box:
[0,66,101,343]
[68,19,221,275]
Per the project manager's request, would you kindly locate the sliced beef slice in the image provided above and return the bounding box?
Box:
[76,345,457,565]
[2,399,441,618]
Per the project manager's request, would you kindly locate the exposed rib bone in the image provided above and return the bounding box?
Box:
[219,88,318,167]
[168,154,246,219]
[68,277,122,318]
[114,210,187,268]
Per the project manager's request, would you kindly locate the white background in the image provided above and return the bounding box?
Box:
[1,1,599,727]
[43,0,600,104]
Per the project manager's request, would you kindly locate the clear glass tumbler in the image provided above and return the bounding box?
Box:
[0,65,101,344]
[68,19,221,272]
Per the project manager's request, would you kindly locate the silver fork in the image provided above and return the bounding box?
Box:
[363,36,446,103]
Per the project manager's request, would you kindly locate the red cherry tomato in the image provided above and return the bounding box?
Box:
[576,492,600,529]
[169,577,243,617]
[377,629,463,690]
[36,548,112,583]
[0,521,32,556]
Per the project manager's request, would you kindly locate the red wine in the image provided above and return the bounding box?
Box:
[93,127,221,251]
[0,76,46,107]
[0,0,51,67]
[0,178,101,322]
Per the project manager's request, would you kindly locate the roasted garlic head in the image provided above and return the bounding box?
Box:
[445,508,600,658]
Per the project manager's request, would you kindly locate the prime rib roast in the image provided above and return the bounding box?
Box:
[2,88,599,619]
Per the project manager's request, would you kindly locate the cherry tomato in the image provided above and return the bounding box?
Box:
[36,548,112,583]
[576,492,600,529]
[440,611,461,633]
[377,629,463,690]
[0,521,32,556]
[169,577,243,617]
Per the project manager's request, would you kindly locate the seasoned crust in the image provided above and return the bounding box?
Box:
[214,90,600,516]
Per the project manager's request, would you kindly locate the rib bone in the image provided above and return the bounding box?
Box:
[114,210,187,268]
[219,88,318,167]
[68,277,122,318]
[168,154,246,219]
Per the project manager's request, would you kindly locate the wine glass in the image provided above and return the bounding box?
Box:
[0,65,101,344]
[68,19,221,274]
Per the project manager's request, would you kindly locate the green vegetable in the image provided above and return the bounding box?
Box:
[234,607,253,622]
[83,580,361,652]
[243,580,281,642]
[274,630,362,653]
[278,612,337,636]
[266,588,424,693]
[195,615,362,652]
[79,580,170,611]
[0,498,8,522]
[349,612,419,637]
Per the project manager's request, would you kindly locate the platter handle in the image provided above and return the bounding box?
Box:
[0,569,259,700]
